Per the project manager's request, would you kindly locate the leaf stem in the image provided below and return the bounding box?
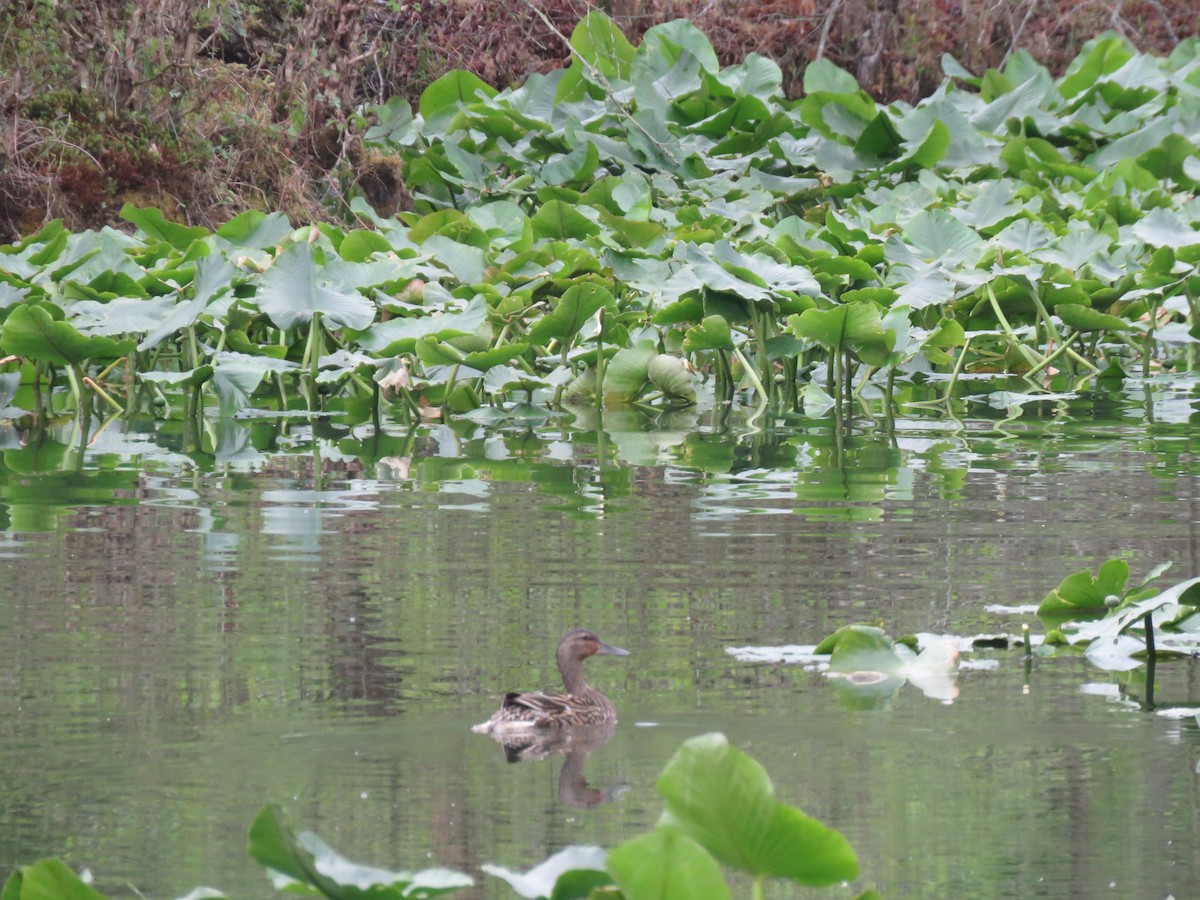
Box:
[734,345,768,428]
[986,283,1042,370]
[83,376,124,414]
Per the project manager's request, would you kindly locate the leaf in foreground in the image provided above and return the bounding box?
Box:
[607,829,729,900]
[481,845,608,899]
[247,804,472,898]
[655,733,858,886]
[2,859,109,900]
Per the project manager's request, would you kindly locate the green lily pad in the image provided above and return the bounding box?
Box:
[603,344,656,404]
[1,859,110,900]
[416,337,529,371]
[788,302,891,366]
[257,242,375,331]
[1056,305,1131,333]
[821,624,905,676]
[419,69,498,120]
[1037,558,1130,620]
[120,204,209,250]
[531,201,600,241]
[647,354,696,402]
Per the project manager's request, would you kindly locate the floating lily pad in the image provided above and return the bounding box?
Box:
[1037,558,1130,621]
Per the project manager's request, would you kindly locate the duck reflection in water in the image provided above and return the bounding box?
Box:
[488,720,625,808]
[473,629,630,808]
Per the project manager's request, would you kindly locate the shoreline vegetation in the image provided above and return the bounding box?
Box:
[1,0,1196,243]
[1,10,1199,426]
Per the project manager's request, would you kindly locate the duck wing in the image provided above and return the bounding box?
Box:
[501,690,579,718]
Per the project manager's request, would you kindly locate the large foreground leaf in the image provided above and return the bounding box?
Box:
[247,805,471,898]
[607,830,729,900]
[1,859,109,900]
[655,733,858,887]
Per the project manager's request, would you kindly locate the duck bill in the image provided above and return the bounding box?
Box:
[597,640,630,657]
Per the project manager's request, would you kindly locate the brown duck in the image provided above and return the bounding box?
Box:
[472,629,630,733]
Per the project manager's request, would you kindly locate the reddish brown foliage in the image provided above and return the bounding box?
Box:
[1,0,1197,242]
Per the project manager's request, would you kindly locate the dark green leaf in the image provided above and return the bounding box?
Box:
[1,303,132,365]
[528,283,613,345]
[120,204,209,250]
[683,315,734,353]
[1038,559,1130,619]
[419,69,498,120]
[531,201,600,241]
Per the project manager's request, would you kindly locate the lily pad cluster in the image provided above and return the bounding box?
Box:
[729,624,964,708]
[1038,560,1200,673]
[3,14,1200,425]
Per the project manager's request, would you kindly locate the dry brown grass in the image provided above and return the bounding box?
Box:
[1,0,1195,243]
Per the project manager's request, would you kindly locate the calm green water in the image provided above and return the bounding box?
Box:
[2,384,1200,898]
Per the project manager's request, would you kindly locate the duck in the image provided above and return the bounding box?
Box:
[472,629,630,734]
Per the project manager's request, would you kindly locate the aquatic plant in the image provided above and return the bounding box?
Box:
[2,15,1200,435]
[486,732,862,899]
[1034,560,1200,706]
[1,733,868,899]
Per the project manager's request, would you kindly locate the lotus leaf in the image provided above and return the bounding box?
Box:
[1037,558,1130,620]
[1,303,133,366]
[248,805,471,898]
[608,830,729,900]
[1,858,109,900]
[655,733,858,886]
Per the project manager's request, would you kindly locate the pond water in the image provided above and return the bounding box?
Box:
[2,381,1200,898]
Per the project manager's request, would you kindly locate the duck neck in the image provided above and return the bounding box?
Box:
[558,651,591,695]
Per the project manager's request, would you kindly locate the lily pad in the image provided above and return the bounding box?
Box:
[256,242,376,331]
[1037,558,1130,620]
